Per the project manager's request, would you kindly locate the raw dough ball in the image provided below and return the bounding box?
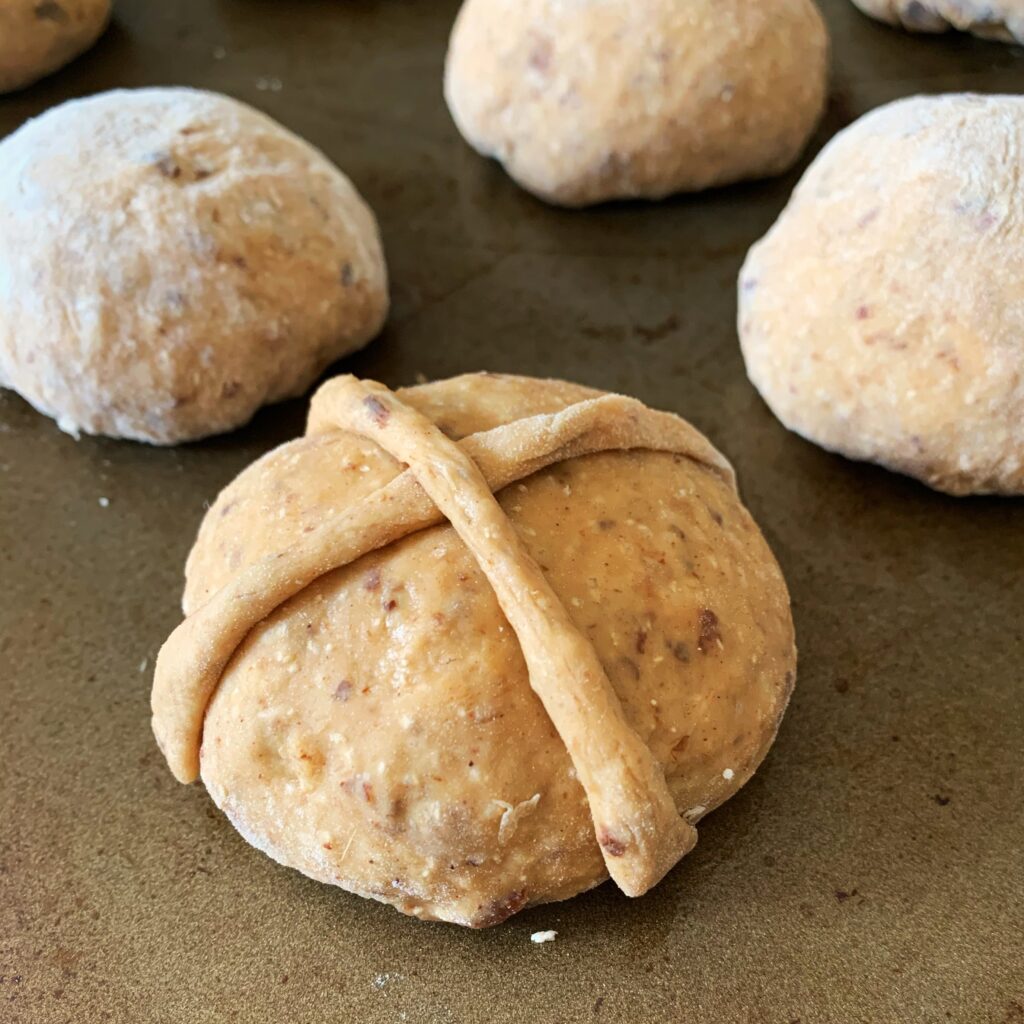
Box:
[850,0,1024,44]
[153,372,796,927]
[444,0,829,207]
[0,88,388,444]
[0,0,110,93]
[739,94,1024,496]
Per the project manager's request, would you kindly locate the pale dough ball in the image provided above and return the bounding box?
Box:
[444,0,829,207]
[0,88,388,444]
[172,374,795,927]
[0,0,110,93]
[850,0,1024,44]
[739,94,1024,496]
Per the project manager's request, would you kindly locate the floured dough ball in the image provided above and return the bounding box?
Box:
[0,0,110,93]
[739,94,1024,496]
[444,0,829,207]
[151,372,796,927]
[850,0,1024,44]
[0,88,388,444]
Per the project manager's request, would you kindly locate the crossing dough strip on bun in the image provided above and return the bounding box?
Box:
[152,376,734,897]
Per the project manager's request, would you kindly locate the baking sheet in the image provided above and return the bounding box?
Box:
[1,1,1022,1021]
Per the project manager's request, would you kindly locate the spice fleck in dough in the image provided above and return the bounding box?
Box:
[152,372,796,927]
[0,0,110,93]
[0,88,388,444]
[739,94,1024,496]
[850,0,1024,44]
[444,0,829,207]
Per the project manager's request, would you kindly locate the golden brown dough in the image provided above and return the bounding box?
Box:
[0,0,110,93]
[739,94,1024,496]
[444,0,829,206]
[0,88,388,444]
[152,373,796,926]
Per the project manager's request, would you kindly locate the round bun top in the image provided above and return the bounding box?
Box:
[850,0,1024,45]
[0,0,111,93]
[0,88,388,443]
[445,0,829,206]
[153,373,796,926]
[740,94,1024,495]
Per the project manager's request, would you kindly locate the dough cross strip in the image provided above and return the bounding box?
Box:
[152,376,735,896]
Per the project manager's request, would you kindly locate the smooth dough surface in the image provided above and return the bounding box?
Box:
[444,0,829,207]
[850,0,1024,43]
[739,94,1024,496]
[180,373,796,926]
[0,0,110,93]
[0,88,388,444]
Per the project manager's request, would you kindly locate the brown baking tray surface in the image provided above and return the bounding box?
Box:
[2,2,1022,1021]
